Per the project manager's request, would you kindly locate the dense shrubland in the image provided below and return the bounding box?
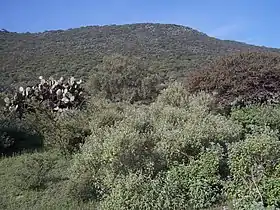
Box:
[185,52,280,110]
[86,54,166,103]
[2,23,278,90]
[1,52,280,209]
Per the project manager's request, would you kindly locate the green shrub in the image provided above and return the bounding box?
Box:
[1,101,90,156]
[0,111,43,156]
[86,97,127,130]
[86,54,164,103]
[14,152,57,190]
[25,108,91,155]
[99,172,154,210]
[100,147,224,210]
[156,82,188,107]
[227,128,280,209]
[68,83,243,208]
[5,81,280,209]
[230,104,280,133]
[262,177,280,207]
[153,92,242,164]
[161,147,224,209]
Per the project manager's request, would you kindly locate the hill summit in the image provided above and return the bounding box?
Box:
[1,23,279,89]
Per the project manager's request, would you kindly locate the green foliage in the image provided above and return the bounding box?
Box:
[14,152,56,190]
[262,177,280,207]
[0,111,43,156]
[227,128,280,209]
[156,81,188,107]
[0,150,97,210]
[67,83,243,209]
[2,23,274,93]
[99,172,154,210]
[100,148,223,210]
[159,148,224,209]
[25,108,91,155]
[230,104,280,133]
[153,90,242,164]
[86,54,164,103]
[2,81,280,209]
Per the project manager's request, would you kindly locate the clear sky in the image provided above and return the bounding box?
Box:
[1,0,280,48]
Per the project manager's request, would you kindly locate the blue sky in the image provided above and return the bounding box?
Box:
[1,0,280,48]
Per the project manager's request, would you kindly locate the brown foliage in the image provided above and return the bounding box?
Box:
[185,52,280,108]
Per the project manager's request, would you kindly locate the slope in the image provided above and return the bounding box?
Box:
[1,23,279,89]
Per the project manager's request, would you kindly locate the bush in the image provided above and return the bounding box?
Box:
[99,172,154,210]
[156,82,188,107]
[66,147,110,202]
[160,147,224,209]
[185,52,280,109]
[153,92,242,165]
[0,111,43,156]
[86,97,127,130]
[262,177,280,207]
[86,54,165,103]
[227,128,280,209]
[1,84,90,156]
[100,147,224,210]
[23,107,91,155]
[230,104,280,134]
[67,83,243,208]
[4,81,280,209]
[14,152,57,190]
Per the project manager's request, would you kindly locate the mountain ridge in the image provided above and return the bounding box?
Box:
[2,23,278,50]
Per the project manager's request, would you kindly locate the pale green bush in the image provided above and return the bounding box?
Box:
[230,104,280,134]
[153,99,242,164]
[68,83,243,207]
[99,147,224,210]
[227,128,280,209]
[156,82,188,107]
[14,152,57,190]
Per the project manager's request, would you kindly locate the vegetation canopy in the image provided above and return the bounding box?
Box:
[185,52,280,109]
[1,23,280,210]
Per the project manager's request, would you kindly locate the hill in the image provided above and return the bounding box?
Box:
[1,23,279,89]
[2,23,280,209]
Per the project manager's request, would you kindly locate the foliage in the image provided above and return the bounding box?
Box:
[67,83,243,209]
[1,96,90,157]
[14,152,56,190]
[24,107,91,155]
[1,81,280,209]
[0,110,43,156]
[86,54,165,103]
[1,23,275,90]
[230,104,280,133]
[5,23,280,209]
[227,128,280,209]
[100,147,224,210]
[185,52,280,109]
[155,81,188,107]
[0,150,97,210]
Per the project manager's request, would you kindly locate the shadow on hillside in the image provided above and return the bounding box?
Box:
[0,128,44,157]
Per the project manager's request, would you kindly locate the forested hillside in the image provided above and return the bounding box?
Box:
[1,23,280,210]
[1,23,279,89]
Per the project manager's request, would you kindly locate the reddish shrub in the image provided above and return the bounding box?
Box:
[185,52,280,108]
